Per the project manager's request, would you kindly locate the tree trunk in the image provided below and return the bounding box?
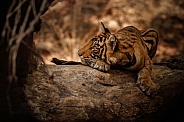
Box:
[25,64,184,121]
[0,1,53,121]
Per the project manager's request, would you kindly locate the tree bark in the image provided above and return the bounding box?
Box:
[0,1,53,121]
[25,64,184,121]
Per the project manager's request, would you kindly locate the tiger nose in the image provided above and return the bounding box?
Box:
[78,50,83,56]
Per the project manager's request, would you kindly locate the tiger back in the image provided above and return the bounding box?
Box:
[78,22,159,96]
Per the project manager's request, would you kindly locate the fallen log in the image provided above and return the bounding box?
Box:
[24,64,184,121]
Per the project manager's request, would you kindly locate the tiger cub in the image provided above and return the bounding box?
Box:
[78,22,159,96]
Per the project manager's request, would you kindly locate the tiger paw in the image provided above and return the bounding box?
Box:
[136,79,157,96]
[93,60,110,72]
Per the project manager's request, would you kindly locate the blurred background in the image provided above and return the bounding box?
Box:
[34,0,184,64]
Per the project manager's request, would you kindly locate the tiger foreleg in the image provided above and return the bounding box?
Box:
[137,57,157,96]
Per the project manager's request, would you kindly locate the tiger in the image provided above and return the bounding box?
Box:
[78,22,159,96]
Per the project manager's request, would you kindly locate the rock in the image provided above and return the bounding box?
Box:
[25,64,184,121]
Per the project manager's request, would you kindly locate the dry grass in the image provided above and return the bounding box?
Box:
[34,0,184,64]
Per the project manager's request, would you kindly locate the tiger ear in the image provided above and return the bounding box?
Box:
[141,29,159,58]
[106,35,117,53]
[99,22,111,33]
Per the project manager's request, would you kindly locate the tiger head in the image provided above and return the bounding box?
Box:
[78,22,117,65]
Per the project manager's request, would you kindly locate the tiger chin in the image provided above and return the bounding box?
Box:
[78,22,159,96]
